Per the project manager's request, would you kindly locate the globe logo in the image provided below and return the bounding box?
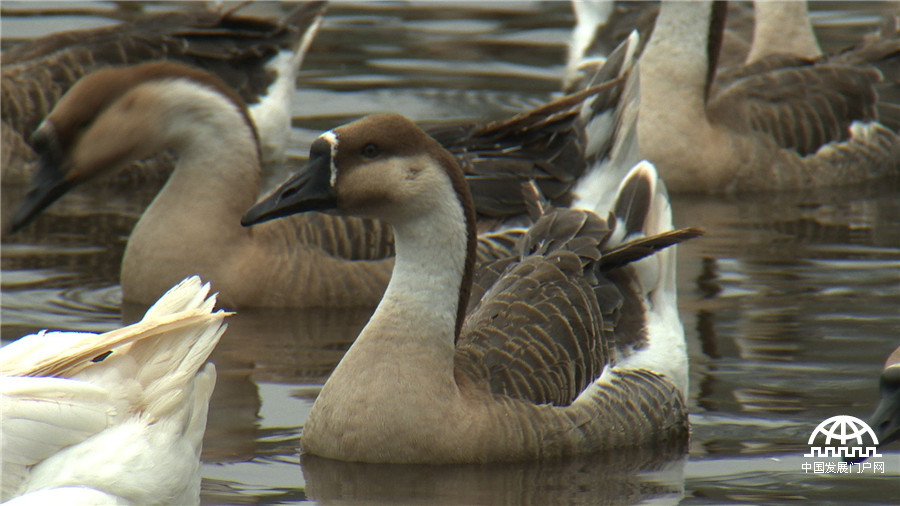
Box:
[804,415,881,459]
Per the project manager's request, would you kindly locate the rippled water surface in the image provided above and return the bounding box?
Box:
[2,1,899,504]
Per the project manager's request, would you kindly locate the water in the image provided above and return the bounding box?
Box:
[2,1,899,504]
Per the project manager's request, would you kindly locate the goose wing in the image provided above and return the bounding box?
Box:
[428,83,622,222]
[709,60,882,156]
[457,209,612,406]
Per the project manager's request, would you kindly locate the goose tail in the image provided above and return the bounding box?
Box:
[564,0,614,92]
[609,162,695,397]
[572,31,642,213]
[249,2,328,162]
[0,276,229,502]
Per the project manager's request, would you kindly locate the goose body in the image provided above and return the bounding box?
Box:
[0,276,228,503]
[638,0,899,193]
[242,114,701,463]
[10,58,625,308]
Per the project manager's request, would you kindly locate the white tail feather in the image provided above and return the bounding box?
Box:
[1,276,229,502]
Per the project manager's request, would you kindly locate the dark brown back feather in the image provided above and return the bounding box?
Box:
[428,83,619,221]
[709,62,881,155]
[456,207,699,407]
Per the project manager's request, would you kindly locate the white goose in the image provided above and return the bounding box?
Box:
[0,276,228,504]
[638,0,898,192]
[242,114,702,463]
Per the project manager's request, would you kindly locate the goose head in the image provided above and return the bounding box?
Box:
[243,113,474,226]
[11,61,256,232]
[244,114,479,338]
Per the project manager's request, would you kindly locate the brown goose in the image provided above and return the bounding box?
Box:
[9,61,621,308]
[638,0,899,193]
[242,114,702,463]
[10,62,395,309]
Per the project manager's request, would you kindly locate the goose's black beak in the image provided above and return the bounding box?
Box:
[242,143,336,226]
[10,143,75,233]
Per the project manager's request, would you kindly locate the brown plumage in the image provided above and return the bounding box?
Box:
[243,113,701,463]
[637,0,899,193]
[9,62,395,308]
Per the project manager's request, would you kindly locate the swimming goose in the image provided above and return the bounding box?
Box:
[1,276,228,503]
[10,61,396,308]
[2,1,326,176]
[638,0,899,193]
[9,59,624,307]
[242,114,702,463]
[740,0,899,131]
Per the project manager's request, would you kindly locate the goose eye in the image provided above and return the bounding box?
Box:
[361,143,380,159]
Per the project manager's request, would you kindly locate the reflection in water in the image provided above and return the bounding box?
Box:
[3,1,900,504]
[302,441,687,505]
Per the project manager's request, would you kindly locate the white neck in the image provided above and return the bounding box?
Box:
[132,80,260,241]
[342,169,469,385]
[639,1,713,117]
[637,0,723,184]
[122,80,261,297]
[748,1,821,63]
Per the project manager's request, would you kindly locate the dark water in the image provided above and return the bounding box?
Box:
[2,1,899,504]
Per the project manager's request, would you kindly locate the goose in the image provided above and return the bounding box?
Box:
[739,0,899,130]
[241,113,703,463]
[1,276,228,504]
[9,61,396,309]
[638,0,899,193]
[9,59,623,308]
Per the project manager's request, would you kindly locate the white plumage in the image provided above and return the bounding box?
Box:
[1,276,229,505]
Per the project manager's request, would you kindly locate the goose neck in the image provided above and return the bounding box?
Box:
[640,1,718,107]
[749,0,821,63]
[142,79,262,223]
[373,192,471,347]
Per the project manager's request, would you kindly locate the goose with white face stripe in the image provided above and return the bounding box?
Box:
[2,3,329,238]
[243,114,702,463]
